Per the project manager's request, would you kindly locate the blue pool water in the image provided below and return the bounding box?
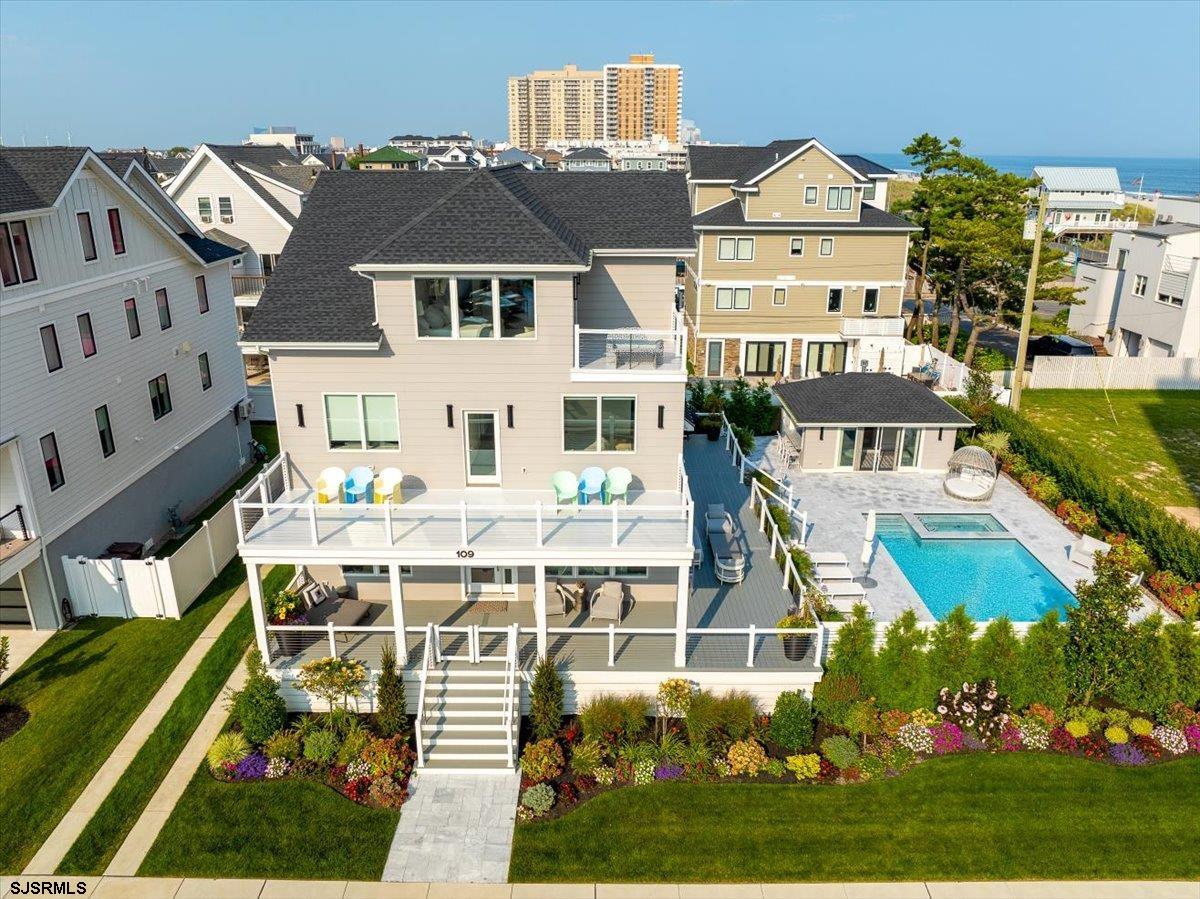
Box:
[876,514,1076,621]
[916,513,1007,534]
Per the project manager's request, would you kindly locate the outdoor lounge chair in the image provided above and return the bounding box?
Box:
[316,466,346,503]
[705,504,745,584]
[815,562,855,582]
[579,467,606,505]
[1069,534,1111,569]
[589,580,625,622]
[373,467,403,504]
[604,467,632,504]
[821,581,867,599]
[345,466,374,504]
[552,470,578,508]
[808,551,849,566]
[553,580,582,616]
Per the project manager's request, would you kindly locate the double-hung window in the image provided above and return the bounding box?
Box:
[819,237,835,257]
[827,287,844,313]
[772,287,787,306]
[413,276,535,339]
[218,197,234,224]
[76,211,98,262]
[40,324,63,372]
[149,373,172,420]
[198,352,212,390]
[195,275,209,313]
[124,297,141,338]
[563,396,635,452]
[40,433,64,490]
[715,287,751,310]
[803,185,818,205]
[107,208,126,255]
[1,221,38,286]
[323,394,400,450]
[156,288,172,330]
[826,186,853,211]
[863,287,879,314]
[717,237,754,261]
[77,313,97,358]
[789,237,804,256]
[95,405,116,458]
[197,197,213,224]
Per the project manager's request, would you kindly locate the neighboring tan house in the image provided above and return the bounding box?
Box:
[0,147,248,629]
[561,147,611,172]
[357,147,421,171]
[684,138,912,381]
[167,144,321,384]
[1025,166,1138,239]
[1069,221,1200,358]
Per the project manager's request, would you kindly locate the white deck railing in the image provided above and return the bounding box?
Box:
[718,412,796,511]
[839,317,905,338]
[574,324,686,375]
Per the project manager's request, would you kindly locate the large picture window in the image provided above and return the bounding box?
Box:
[324,394,400,450]
[415,276,535,339]
[563,396,635,453]
[744,341,785,377]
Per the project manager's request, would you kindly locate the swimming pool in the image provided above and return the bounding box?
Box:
[916,513,1008,534]
[876,514,1075,621]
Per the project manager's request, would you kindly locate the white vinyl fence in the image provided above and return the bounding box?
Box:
[874,343,968,393]
[63,498,240,619]
[247,384,276,421]
[1029,355,1200,390]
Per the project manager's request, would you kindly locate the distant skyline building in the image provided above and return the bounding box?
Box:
[507,54,683,148]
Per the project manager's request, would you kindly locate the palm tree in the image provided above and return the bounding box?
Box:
[977,431,1010,465]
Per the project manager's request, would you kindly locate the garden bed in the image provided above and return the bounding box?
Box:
[0,701,30,742]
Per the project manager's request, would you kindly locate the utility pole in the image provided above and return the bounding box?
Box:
[1011,188,1048,412]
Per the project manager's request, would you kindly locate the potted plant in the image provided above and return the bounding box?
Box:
[776,605,815,661]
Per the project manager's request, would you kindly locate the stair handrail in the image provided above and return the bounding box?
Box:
[503,623,519,768]
[414,621,434,768]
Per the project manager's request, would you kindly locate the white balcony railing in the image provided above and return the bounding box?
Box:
[839,317,905,338]
[573,325,687,379]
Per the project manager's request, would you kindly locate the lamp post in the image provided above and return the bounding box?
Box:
[1011,186,1048,412]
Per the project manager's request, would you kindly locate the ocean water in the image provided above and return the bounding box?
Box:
[868,152,1200,196]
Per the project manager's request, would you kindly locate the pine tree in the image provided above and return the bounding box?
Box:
[825,603,877,695]
[375,642,407,737]
[1164,620,1200,708]
[972,617,1021,696]
[926,604,977,694]
[529,654,564,740]
[874,610,929,711]
[1012,610,1068,713]
[1113,614,1178,717]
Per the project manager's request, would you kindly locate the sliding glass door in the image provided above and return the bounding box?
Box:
[855,427,902,472]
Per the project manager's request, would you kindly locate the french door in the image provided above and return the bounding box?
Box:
[856,427,901,472]
[463,410,500,484]
[467,567,517,596]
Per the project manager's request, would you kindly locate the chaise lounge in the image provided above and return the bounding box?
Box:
[705,504,745,584]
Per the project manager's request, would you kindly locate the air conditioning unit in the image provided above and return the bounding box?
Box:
[235,398,254,421]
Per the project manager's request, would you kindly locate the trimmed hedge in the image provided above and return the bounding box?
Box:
[973,403,1200,582]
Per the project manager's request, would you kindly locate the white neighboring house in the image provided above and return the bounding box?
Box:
[0,147,250,629]
[421,145,488,170]
[1026,166,1138,238]
[245,126,319,157]
[1154,194,1200,227]
[1069,221,1200,358]
[167,144,322,386]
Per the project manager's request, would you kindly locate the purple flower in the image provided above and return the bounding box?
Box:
[654,763,685,781]
[233,752,268,781]
[1108,743,1147,766]
[930,722,964,755]
[1185,724,1200,754]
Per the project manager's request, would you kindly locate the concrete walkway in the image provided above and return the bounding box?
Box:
[0,627,54,685]
[104,653,250,875]
[2,877,1196,898]
[383,769,521,883]
[21,585,249,876]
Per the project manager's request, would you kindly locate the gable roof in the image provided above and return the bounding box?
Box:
[242,167,694,345]
[170,144,307,227]
[0,147,87,215]
[238,160,321,193]
[564,147,609,161]
[1033,166,1122,193]
[688,140,894,186]
[692,197,917,231]
[774,373,974,426]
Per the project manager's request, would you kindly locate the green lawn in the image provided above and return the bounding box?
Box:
[510,754,1200,882]
[0,560,247,872]
[55,565,293,875]
[1021,389,1200,510]
[138,771,400,880]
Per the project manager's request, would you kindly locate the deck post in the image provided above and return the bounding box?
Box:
[307,503,318,546]
[389,563,406,665]
[384,504,394,546]
[233,500,245,543]
[258,475,269,521]
[607,623,615,667]
[327,621,338,658]
[533,563,547,660]
[245,562,270,661]
[814,622,825,666]
[674,563,689,667]
[459,502,468,545]
[611,506,619,547]
[746,624,756,668]
[534,501,543,547]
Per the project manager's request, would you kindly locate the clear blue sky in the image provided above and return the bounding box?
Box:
[2,0,1198,157]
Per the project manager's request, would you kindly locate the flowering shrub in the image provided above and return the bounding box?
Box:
[1104,725,1129,745]
[897,722,934,754]
[1065,719,1090,739]
[233,751,268,780]
[343,777,371,803]
[929,722,964,755]
[345,759,370,781]
[520,739,565,783]
[1055,499,1097,534]
[1133,735,1162,760]
[936,681,1010,742]
[820,735,860,771]
[362,735,411,779]
[880,709,910,736]
[1078,735,1108,760]
[1025,703,1058,728]
[632,759,656,785]
[1000,726,1023,752]
[1165,703,1200,730]
[1106,534,1151,575]
[520,783,555,817]
[265,757,289,779]
[859,752,886,780]
[656,678,695,718]
[1050,727,1078,753]
[1152,726,1188,755]
[264,730,301,762]
[1021,471,1062,507]
[785,753,821,781]
[727,739,768,776]
[1109,743,1148,766]
[1017,717,1050,751]
[367,773,407,809]
[593,765,616,786]
[909,708,939,728]
[1147,571,1200,618]
[654,763,685,781]
[712,758,733,778]
[1185,724,1200,753]
[1130,717,1153,737]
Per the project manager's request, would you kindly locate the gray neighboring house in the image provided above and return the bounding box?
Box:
[492,147,544,170]
[1,147,250,628]
[561,147,612,172]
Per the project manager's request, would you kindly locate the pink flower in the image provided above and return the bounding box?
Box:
[1185,724,1200,753]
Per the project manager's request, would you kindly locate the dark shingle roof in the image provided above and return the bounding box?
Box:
[563,147,609,161]
[693,198,917,231]
[238,161,321,192]
[242,168,694,344]
[202,227,249,250]
[177,232,242,263]
[688,140,894,184]
[204,144,305,225]
[774,374,974,426]
[0,147,87,215]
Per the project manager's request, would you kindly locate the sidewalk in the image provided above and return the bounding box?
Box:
[20,585,249,876]
[2,877,1197,899]
[0,628,53,685]
[104,653,250,875]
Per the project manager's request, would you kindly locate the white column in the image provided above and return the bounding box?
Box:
[389,563,406,665]
[246,562,270,660]
[674,562,689,667]
[534,563,548,660]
